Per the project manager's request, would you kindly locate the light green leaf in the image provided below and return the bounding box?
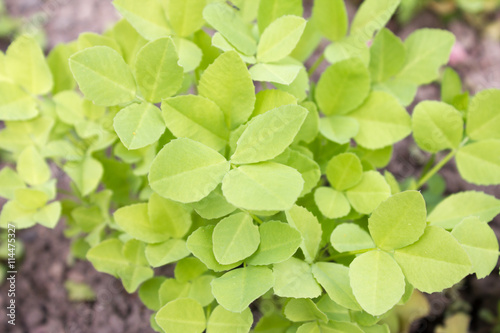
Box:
[149,138,230,203]
[231,105,308,164]
[0,200,36,229]
[257,15,306,63]
[312,262,361,311]
[466,89,500,141]
[394,226,471,293]
[331,223,375,253]
[0,167,25,200]
[86,239,128,278]
[350,0,400,43]
[156,298,206,333]
[273,257,321,298]
[186,225,242,272]
[428,191,500,230]
[346,171,391,215]
[69,46,136,106]
[350,91,412,150]
[158,275,215,308]
[113,0,171,40]
[212,212,260,265]
[249,63,302,85]
[77,32,121,53]
[257,0,303,33]
[316,58,371,116]
[207,306,253,333]
[47,42,78,94]
[327,153,363,191]
[456,140,500,185]
[6,35,53,95]
[148,192,192,239]
[0,81,38,121]
[174,257,208,283]
[162,95,229,151]
[173,37,203,73]
[247,221,302,266]
[319,115,360,145]
[167,0,206,37]
[350,250,405,316]
[114,203,170,243]
[211,266,275,313]
[17,145,51,186]
[203,3,256,56]
[284,299,328,323]
[441,67,463,105]
[452,217,499,279]
[71,206,103,232]
[53,90,84,125]
[222,162,304,211]
[63,156,103,197]
[314,187,351,219]
[212,32,256,64]
[145,239,190,267]
[252,89,298,118]
[123,239,149,266]
[372,78,418,107]
[275,60,309,101]
[285,205,322,263]
[294,101,319,144]
[396,29,455,85]
[311,0,347,41]
[139,277,167,311]
[324,36,370,66]
[412,101,464,153]
[34,201,62,229]
[369,28,406,82]
[369,191,427,250]
[353,146,394,169]
[134,37,184,103]
[190,185,236,220]
[114,102,165,150]
[198,51,256,130]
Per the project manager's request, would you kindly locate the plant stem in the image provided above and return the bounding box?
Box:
[321,248,375,262]
[308,54,325,78]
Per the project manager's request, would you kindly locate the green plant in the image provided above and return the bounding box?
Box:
[1,0,499,332]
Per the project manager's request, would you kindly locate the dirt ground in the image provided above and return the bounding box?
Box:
[0,1,499,332]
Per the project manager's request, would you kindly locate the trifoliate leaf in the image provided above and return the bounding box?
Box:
[273,257,322,298]
[156,298,206,333]
[319,115,360,145]
[326,153,363,191]
[369,28,406,82]
[331,223,375,253]
[314,187,351,219]
[345,171,391,215]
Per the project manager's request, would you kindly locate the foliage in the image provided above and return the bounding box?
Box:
[0,0,499,332]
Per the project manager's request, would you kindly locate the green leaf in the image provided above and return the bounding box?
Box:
[17,146,51,186]
[368,191,427,250]
[6,35,53,95]
[350,0,400,43]
[63,156,103,197]
[148,192,192,238]
[396,29,455,85]
[203,3,256,56]
[350,250,405,316]
[222,162,304,211]
[0,200,36,229]
[273,257,321,298]
[346,171,391,215]
[285,205,322,263]
[158,276,215,307]
[327,153,363,191]
[211,266,275,312]
[123,239,149,266]
[452,217,499,279]
[257,0,303,33]
[34,201,62,229]
[412,101,464,153]
[247,221,302,266]
[275,60,309,102]
[174,257,208,283]
[86,239,127,278]
[249,63,302,85]
[257,15,306,63]
[113,102,165,150]
[0,81,38,121]
[428,191,500,230]
[212,212,260,265]
[174,37,203,73]
[71,206,103,232]
[69,46,136,106]
[149,138,230,203]
[53,90,84,125]
[312,262,361,311]
[211,32,256,63]
[119,264,152,292]
[394,226,471,293]
[167,0,206,37]
[145,239,190,267]
[207,306,253,333]
[324,36,370,66]
[134,37,184,103]
[77,32,121,53]
[353,146,393,169]
[314,187,351,219]
[316,58,371,116]
[139,277,167,311]
[186,225,242,272]
[350,91,412,150]
[115,203,170,243]
[284,299,328,323]
[331,223,375,253]
[231,105,308,164]
[47,43,78,94]
[369,28,406,82]
[372,78,418,107]
[0,167,25,200]
[156,298,206,333]
[113,0,171,40]
[295,101,319,144]
[162,95,229,151]
[456,140,500,185]
[319,115,360,145]
[441,67,463,105]
[466,89,500,141]
[252,89,297,118]
[198,51,256,130]
[190,185,236,220]
[311,0,347,41]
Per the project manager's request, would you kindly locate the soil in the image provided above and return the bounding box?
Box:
[0,1,499,332]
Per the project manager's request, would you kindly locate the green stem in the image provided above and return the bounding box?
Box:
[308,54,325,78]
[321,248,375,262]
